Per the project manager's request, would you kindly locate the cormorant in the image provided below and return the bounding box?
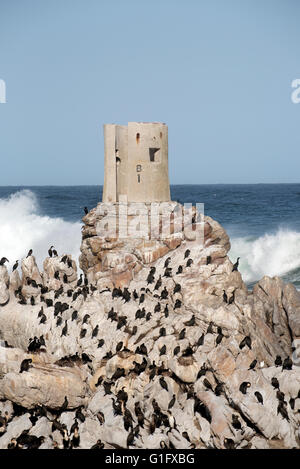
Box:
[239,381,251,394]
[271,377,280,389]
[0,257,9,266]
[168,394,176,410]
[232,414,242,430]
[275,355,282,367]
[20,359,32,373]
[255,391,263,404]
[159,377,168,392]
[184,249,190,259]
[232,257,240,272]
[248,359,257,370]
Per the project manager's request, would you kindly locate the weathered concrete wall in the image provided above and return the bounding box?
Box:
[102,122,171,203]
[102,124,117,203]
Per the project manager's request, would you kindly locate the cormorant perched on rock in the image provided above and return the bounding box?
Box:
[184,315,195,326]
[139,293,145,304]
[154,275,162,290]
[61,255,68,264]
[97,338,104,348]
[248,359,257,370]
[275,355,282,367]
[75,406,85,423]
[48,246,54,258]
[173,345,180,355]
[60,396,68,412]
[168,394,176,410]
[159,344,166,356]
[255,391,263,404]
[82,314,90,324]
[271,377,280,389]
[160,286,168,299]
[224,438,235,449]
[186,258,193,267]
[216,331,224,345]
[61,321,68,337]
[90,440,104,449]
[282,357,293,371]
[77,274,83,287]
[176,265,183,274]
[0,257,9,266]
[12,260,18,271]
[228,291,235,305]
[277,402,289,421]
[159,377,168,392]
[232,257,240,272]
[26,249,33,258]
[84,207,89,215]
[164,257,171,268]
[232,414,242,430]
[239,336,252,350]
[56,316,63,326]
[173,283,181,294]
[111,367,125,381]
[174,299,182,309]
[215,383,224,396]
[20,359,32,373]
[116,341,123,352]
[206,256,212,265]
[92,325,99,338]
[239,381,251,394]
[184,249,190,259]
[179,328,186,340]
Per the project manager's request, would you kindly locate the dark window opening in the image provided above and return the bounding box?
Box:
[116,156,121,163]
[149,147,160,162]
[136,133,140,144]
[138,174,141,183]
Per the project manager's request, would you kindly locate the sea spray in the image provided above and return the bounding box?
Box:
[0,190,81,271]
[229,229,300,285]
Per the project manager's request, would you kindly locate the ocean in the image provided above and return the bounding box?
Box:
[0,184,300,290]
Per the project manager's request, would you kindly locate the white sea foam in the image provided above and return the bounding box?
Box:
[229,229,300,284]
[0,190,82,271]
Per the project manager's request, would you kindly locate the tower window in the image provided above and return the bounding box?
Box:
[149,148,160,162]
[138,174,141,183]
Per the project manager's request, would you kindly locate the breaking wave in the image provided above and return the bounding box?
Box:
[0,190,82,271]
[229,229,300,288]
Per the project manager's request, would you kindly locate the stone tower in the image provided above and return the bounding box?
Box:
[102,122,171,203]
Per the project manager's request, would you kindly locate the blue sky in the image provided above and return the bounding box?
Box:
[0,0,300,185]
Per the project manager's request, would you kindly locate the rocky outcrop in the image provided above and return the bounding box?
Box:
[0,204,299,449]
